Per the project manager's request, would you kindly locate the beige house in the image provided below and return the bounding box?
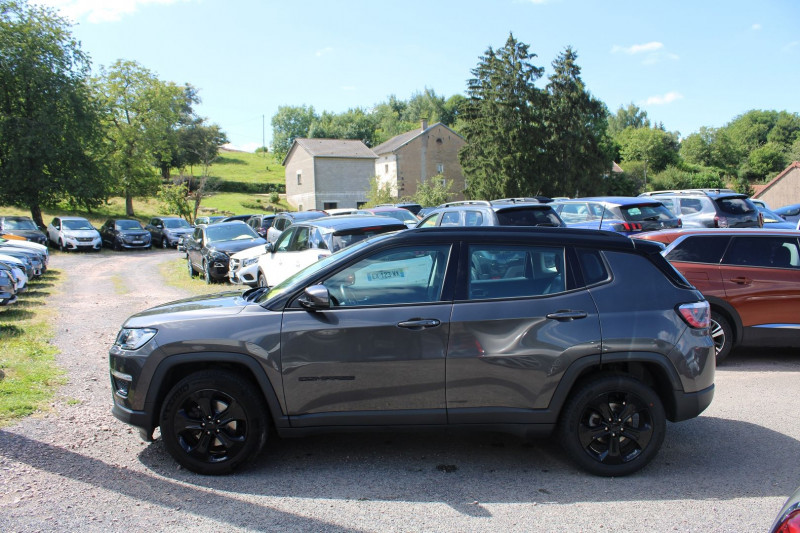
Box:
[372,120,466,201]
[752,161,800,208]
[283,138,377,210]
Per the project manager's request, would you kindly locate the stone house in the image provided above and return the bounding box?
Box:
[752,161,800,208]
[372,120,466,201]
[282,138,377,210]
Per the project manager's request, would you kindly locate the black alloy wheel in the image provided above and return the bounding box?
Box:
[160,370,268,475]
[559,374,665,477]
[161,236,169,249]
[257,272,268,288]
[710,311,733,364]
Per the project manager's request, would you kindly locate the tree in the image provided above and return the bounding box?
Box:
[459,33,547,199]
[308,108,378,146]
[0,1,112,227]
[363,176,394,207]
[615,126,680,174]
[607,103,651,138]
[96,60,188,216]
[271,105,317,162]
[543,47,613,197]
[410,175,454,207]
[157,183,192,222]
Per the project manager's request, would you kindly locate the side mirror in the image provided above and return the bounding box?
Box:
[265,242,273,253]
[298,285,330,310]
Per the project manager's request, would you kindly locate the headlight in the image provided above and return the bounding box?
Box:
[115,328,157,350]
[243,257,259,267]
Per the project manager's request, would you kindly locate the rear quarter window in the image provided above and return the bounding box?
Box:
[576,248,609,285]
[666,236,729,263]
[716,197,756,215]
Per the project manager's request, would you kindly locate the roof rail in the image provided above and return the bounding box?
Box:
[438,200,491,207]
[640,188,739,197]
[492,196,552,204]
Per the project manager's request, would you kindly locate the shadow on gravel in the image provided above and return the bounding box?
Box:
[718,348,800,372]
[0,309,34,321]
[131,416,800,513]
[0,429,359,532]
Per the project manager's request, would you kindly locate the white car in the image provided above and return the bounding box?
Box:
[0,237,48,268]
[46,216,101,252]
[228,242,270,286]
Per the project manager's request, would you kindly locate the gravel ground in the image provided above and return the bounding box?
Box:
[1,249,799,532]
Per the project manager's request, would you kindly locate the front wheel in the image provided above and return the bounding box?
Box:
[257,272,268,288]
[203,260,212,284]
[710,311,733,364]
[159,370,269,475]
[187,258,197,277]
[161,236,169,249]
[558,374,665,477]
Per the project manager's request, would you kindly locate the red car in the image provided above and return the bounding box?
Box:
[634,228,800,363]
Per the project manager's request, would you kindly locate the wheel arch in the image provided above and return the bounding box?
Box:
[548,352,687,423]
[705,295,743,345]
[143,352,287,437]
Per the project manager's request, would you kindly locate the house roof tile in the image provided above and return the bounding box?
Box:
[293,138,377,159]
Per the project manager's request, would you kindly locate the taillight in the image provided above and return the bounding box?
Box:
[678,301,710,329]
[677,218,683,228]
[714,215,729,228]
[774,509,800,533]
[612,222,642,232]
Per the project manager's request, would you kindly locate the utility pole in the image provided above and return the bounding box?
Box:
[262,114,265,157]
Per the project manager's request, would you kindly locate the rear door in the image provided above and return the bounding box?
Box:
[446,241,601,422]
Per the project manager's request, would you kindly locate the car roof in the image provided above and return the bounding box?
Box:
[640,189,747,200]
[58,216,90,221]
[300,215,408,231]
[633,227,800,244]
[558,197,668,207]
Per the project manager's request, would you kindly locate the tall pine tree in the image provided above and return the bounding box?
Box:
[459,34,547,199]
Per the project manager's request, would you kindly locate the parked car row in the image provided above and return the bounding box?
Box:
[0,235,49,308]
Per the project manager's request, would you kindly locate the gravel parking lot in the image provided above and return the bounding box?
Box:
[1,249,799,532]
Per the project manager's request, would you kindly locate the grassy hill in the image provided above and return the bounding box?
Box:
[0,148,289,227]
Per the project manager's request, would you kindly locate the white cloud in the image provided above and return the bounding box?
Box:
[222,142,262,153]
[315,47,334,57]
[642,92,684,106]
[32,0,192,23]
[752,23,762,31]
[611,42,664,55]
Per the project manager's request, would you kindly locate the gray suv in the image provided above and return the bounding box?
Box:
[110,226,714,476]
[639,189,762,228]
[417,200,565,228]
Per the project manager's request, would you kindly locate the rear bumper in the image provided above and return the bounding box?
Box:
[671,383,714,422]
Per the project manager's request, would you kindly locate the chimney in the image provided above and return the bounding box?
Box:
[421,118,428,131]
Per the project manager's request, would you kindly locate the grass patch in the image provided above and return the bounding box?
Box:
[0,269,66,426]
[110,274,128,295]
[209,150,284,185]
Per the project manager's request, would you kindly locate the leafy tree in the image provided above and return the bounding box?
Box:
[157,183,192,222]
[459,33,547,199]
[0,1,111,227]
[740,142,787,181]
[410,175,454,207]
[309,108,378,146]
[607,103,651,138]
[615,126,680,174]
[363,176,394,207]
[543,47,613,197]
[271,105,317,162]
[96,59,188,216]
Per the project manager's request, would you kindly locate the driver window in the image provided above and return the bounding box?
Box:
[323,245,451,307]
[275,227,296,252]
[292,227,310,251]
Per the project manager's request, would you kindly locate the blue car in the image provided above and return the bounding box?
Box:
[757,205,796,229]
[551,197,682,235]
[773,203,800,225]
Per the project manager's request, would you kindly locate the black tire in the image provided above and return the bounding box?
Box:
[710,311,733,364]
[113,240,121,251]
[161,236,169,249]
[58,239,65,252]
[558,374,666,477]
[203,260,212,284]
[187,258,197,277]
[159,370,268,475]
[257,272,268,288]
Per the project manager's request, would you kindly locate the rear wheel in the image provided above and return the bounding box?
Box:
[558,374,665,477]
[159,370,269,475]
[710,311,733,364]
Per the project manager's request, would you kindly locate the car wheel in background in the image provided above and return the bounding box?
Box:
[159,370,268,475]
[558,374,666,477]
[710,311,733,364]
[257,272,268,288]
[203,260,212,284]
[187,258,196,277]
[161,237,168,249]
[58,239,65,252]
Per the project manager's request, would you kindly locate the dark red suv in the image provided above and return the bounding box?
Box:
[635,228,800,363]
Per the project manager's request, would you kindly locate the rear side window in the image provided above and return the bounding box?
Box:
[716,197,756,215]
[467,244,565,300]
[496,207,562,227]
[723,236,800,268]
[576,249,609,285]
[678,198,708,214]
[666,236,729,264]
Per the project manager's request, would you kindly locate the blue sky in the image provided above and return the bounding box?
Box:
[34,0,800,152]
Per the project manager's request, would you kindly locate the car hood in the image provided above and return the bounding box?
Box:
[231,243,269,259]
[165,227,193,235]
[123,291,248,327]
[118,229,149,236]
[208,238,267,254]
[63,229,98,237]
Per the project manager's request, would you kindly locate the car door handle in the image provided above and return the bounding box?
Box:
[546,310,588,321]
[730,277,752,285]
[397,319,441,329]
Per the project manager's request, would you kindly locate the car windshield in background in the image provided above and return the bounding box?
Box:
[377,210,418,223]
[206,224,258,243]
[164,219,191,229]
[496,208,562,226]
[619,204,675,221]
[116,220,143,230]
[5,218,38,230]
[63,219,94,230]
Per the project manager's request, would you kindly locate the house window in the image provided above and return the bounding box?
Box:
[437,163,444,174]
[324,202,337,210]
[296,171,302,185]
[385,164,389,174]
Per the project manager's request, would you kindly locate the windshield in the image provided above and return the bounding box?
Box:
[63,219,94,230]
[205,223,259,243]
[256,233,386,304]
[116,220,143,230]
[164,218,191,229]
[5,218,38,230]
[376,210,418,223]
